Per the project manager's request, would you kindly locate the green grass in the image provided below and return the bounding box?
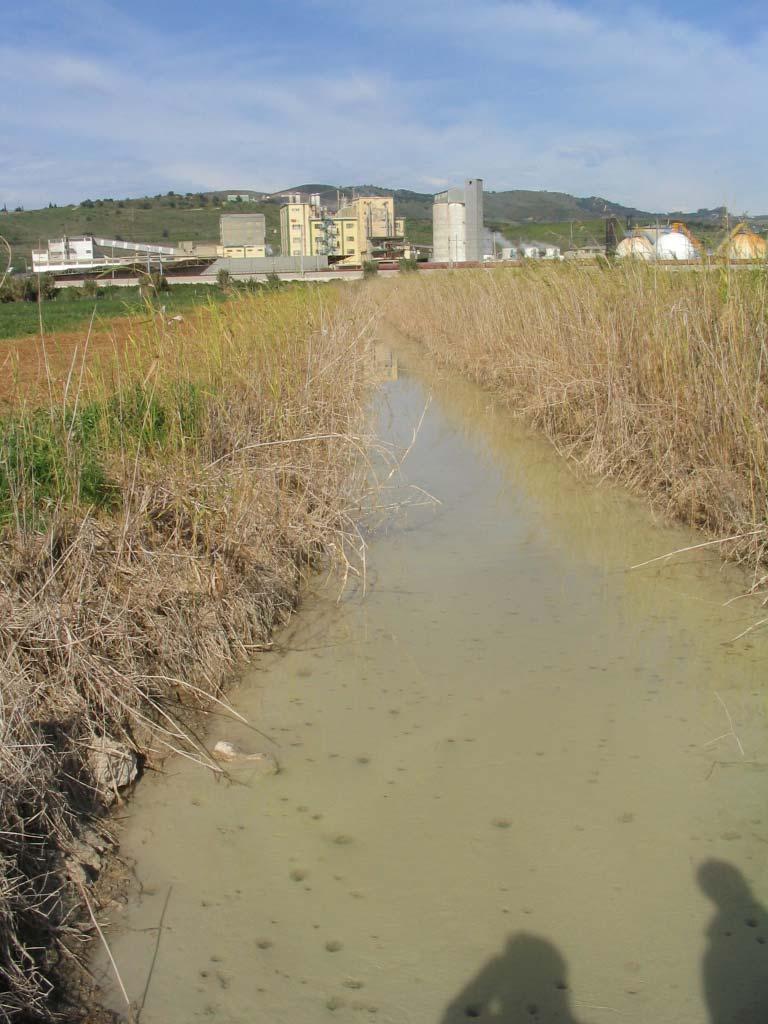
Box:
[0,378,209,526]
[0,284,225,339]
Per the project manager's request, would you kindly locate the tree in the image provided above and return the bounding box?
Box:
[216,268,231,290]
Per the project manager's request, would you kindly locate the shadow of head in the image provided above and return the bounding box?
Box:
[442,932,576,1022]
[697,859,768,1022]
[697,859,755,909]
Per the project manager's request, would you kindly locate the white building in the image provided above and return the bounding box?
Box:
[32,236,94,272]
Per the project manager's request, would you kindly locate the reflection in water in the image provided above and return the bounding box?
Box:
[698,860,768,1023]
[440,934,586,1023]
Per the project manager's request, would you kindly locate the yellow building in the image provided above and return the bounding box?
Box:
[280,203,315,257]
[217,244,266,258]
[279,195,405,266]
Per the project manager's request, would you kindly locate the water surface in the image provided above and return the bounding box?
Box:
[97,332,768,1023]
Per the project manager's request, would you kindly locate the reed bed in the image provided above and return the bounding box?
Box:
[384,263,768,581]
[0,285,376,1020]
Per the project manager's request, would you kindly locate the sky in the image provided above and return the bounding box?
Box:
[1,0,766,212]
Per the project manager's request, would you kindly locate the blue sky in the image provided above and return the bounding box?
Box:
[1,1,766,212]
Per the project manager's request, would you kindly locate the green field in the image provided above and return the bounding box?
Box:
[0,284,226,340]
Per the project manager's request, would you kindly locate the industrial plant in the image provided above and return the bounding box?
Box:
[279,192,409,266]
[613,219,767,262]
[23,177,768,284]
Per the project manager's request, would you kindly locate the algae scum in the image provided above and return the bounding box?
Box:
[96,337,768,1023]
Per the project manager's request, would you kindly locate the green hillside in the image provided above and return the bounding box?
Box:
[487,218,606,250]
[2,185,757,269]
[0,193,282,270]
[289,183,656,224]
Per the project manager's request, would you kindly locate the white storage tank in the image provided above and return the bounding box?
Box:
[616,236,654,260]
[433,202,466,262]
[655,231,697,260]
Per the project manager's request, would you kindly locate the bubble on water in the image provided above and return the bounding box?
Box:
[256,939,273,949]
[325,940,343,953]
[290,869,307,882]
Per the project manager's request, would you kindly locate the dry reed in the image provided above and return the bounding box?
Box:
[383,263,768,581]
[0,284,376,1020]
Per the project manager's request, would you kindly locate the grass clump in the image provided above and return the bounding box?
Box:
[383,262,768,581]
[0,284,375,1019]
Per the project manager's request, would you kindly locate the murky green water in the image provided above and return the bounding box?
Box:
[96,332,768,1023]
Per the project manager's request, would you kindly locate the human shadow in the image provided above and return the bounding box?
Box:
[698,859,768,1023]
[439,932,586,1023]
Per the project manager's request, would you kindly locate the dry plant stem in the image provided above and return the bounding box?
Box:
[0,283,380,1020]
[380,264,768,583]
[78,884,132,1019]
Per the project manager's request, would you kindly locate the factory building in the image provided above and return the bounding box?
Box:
[32,235,95,270]
[432,179,484,263]
[218,213,266,258]
[279,194,405,267]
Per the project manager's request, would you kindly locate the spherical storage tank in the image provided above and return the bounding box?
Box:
[616,236,654,260]
[655,231,697,261]
[723,232,767,260]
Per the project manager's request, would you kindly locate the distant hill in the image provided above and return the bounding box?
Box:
[2,184,764,268]
[284,183,747,226]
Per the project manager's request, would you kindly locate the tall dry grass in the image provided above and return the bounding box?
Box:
[0,285,376,1020]
[384,263,768,579]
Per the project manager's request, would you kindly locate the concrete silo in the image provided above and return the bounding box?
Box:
[432,179,484,263]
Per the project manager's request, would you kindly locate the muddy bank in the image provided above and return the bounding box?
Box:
[0,288,374,1021]
[94,333,768,1023]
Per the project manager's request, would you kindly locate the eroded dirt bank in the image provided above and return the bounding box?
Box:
[94,333,768,1024]
[0,288,373,1021]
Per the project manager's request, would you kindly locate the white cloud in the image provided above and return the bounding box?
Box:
[0,2,766,212]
